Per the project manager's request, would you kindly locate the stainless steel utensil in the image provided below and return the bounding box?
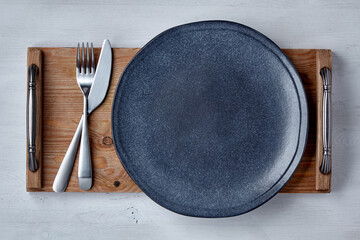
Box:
[52,40,112,192]
[76,42,95,190]
[320,67,332,174]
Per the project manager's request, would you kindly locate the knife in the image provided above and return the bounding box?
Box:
[52,39,112,192]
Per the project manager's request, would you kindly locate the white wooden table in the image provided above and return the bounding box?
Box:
[1,0,359,239]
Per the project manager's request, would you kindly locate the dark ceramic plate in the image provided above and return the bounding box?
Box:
[112,21,308,218]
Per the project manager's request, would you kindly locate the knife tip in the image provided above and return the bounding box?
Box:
[103,39,111,47]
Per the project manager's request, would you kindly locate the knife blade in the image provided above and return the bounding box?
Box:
[52,39,112,192]
[88,40,112,113]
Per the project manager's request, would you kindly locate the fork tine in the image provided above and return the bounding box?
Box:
[81,42,85,74]
[86,42,90,74]
[76,43,80,75]
[91,43,95,74]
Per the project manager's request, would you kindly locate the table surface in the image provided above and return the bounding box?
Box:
[1,0,359,239]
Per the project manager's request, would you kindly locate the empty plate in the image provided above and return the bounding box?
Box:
[112,21,308,217]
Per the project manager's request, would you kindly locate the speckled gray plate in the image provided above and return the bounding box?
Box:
[112,21,308,218]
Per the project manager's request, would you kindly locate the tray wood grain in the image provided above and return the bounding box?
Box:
[26,47,332,193]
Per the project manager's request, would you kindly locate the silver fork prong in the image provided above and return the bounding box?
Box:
[76,43,80,75]
[91,43,95,74]
[81,42,85,74]
[86,42,90,74]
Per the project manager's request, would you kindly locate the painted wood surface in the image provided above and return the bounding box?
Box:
[1,0,360,239]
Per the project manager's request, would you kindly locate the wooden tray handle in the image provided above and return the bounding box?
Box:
[26,48,42,191]
[316,49,332,191]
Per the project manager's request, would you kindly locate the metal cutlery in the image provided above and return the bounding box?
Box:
[76,42,95,190]
[52,40,112,192]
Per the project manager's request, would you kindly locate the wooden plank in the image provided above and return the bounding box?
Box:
[315,49,332,191]
[281,49,318,193]
[26,48,332,193]
[26,48,43,190]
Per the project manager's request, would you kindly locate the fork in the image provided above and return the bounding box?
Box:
[77,42,95,190]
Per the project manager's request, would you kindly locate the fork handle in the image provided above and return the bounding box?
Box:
[52,115,83,192]
[78,95,92,190]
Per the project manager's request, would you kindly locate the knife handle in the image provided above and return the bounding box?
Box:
[27,64,39,172]
[320,67,331,174]
[53,115,83,192]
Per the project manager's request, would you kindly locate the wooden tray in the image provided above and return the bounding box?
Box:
[26,48,332,193]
